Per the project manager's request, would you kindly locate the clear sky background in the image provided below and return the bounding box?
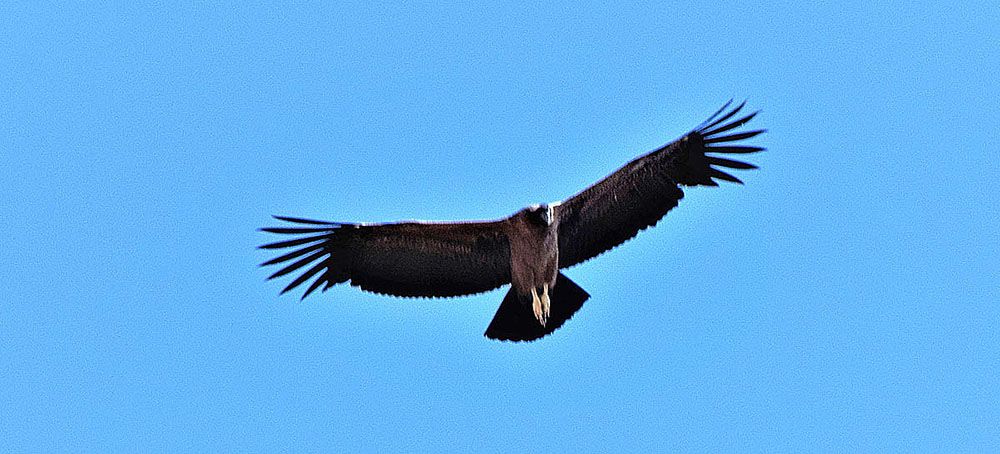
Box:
[3,1,998,451]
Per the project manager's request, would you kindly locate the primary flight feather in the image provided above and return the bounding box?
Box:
[260,100,765,341]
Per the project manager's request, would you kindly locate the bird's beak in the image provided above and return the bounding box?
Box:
[542,206,553,226]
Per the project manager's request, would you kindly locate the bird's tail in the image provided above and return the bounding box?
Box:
[672,100,766,186]
[484,273,590,342]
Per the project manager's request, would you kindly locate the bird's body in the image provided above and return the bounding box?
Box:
[506,206,559,295]
[506,204,560,326]
[260,101,765,341]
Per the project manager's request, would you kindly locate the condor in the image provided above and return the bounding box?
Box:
[260,101,765,341]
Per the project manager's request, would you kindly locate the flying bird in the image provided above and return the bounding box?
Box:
[259,101,765,341]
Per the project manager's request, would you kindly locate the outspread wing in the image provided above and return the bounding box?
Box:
[259,216,511,299]
[557,101,765,268]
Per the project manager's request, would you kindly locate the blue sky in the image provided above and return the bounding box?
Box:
[3,1,998,451]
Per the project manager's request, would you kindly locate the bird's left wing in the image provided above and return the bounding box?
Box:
[557,101,765,268]
[260,217,511,299]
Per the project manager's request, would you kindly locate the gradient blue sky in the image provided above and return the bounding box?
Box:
[4,1,999,451]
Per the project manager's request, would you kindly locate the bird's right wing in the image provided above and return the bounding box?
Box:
[259,217,512,299]
[557,101,765,268]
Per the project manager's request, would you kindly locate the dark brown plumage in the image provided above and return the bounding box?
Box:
[260,101,765,341]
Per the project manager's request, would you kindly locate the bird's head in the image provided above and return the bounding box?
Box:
[526,203,555,227]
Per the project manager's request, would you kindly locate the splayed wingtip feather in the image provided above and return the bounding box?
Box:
[703,129,766,144]
[708,157,758,170]
[709,168,744,184]
[700,100,747,133]
[703,111,759,137]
